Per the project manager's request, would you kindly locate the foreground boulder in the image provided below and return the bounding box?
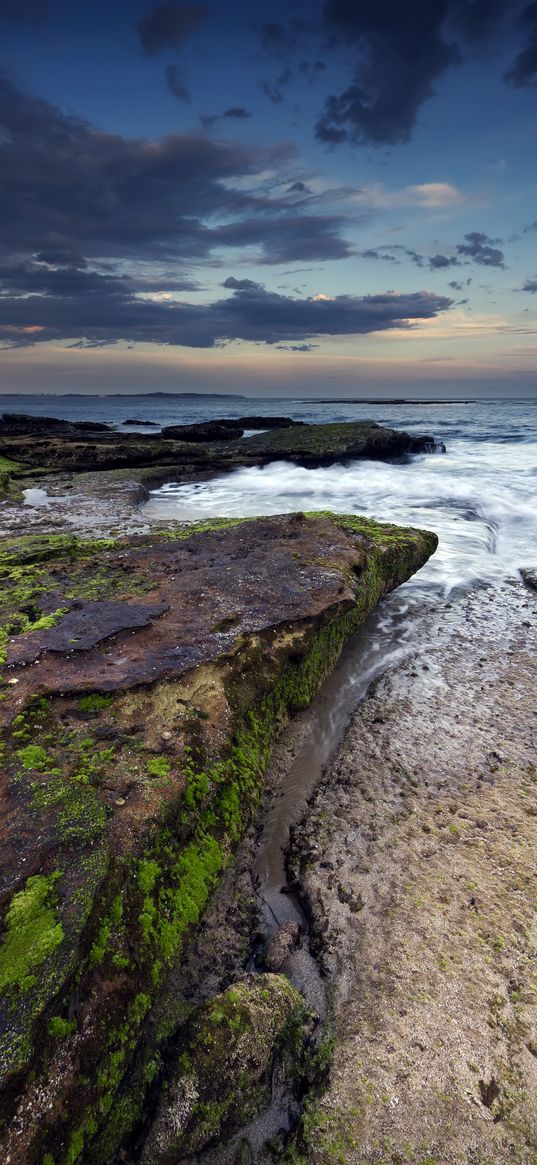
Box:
[140,974,312,1165]
[0,513,436,1164]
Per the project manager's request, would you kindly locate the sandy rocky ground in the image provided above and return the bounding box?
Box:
[287,580,537,1165]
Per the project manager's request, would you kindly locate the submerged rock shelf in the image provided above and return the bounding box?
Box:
[0,513,436,1165]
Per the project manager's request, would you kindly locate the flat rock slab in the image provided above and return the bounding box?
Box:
[2,515,372,715]
[7,600,169,664]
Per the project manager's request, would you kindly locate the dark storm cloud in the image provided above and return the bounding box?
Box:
[429,253,460,269]
[0,275,452,349]
[214,214,353,263]
[35,249,88,268]
[450,0,508,40]
[0,71,353,268]
[456,231,505,266]
[137,2,206,54]
[313,0,525,146]
[505,2,537,86]
[165,63,190,100]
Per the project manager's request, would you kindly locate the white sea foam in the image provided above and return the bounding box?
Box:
[144,438,537,597]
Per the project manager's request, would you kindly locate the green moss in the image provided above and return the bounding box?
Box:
[78,694,113,713]
[146,756,171,779]
[0,455,22,472]
[16,744,55,771]
[89,895,123,968]
[48,1016,76,1038]
[64,1113,98,1165]
[0,872,64,993]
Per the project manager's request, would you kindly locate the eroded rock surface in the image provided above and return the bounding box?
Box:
[0,513,436,1165]
[289,582,537,1165]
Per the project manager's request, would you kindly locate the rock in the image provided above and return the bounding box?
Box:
[265,921,301,970]
[0,513,437,1165]
[521,567,537,591]
[233,415,304,429]
[124,418,159,426]
[0,418,442,479]
[139,974,310,1165]
[6,599,169,665]
[161,420,244,441]
[0,413,111,435]
[234,421,441,465]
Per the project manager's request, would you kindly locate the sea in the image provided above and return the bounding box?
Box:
[3,391,537,602]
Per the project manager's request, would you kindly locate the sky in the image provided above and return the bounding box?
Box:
[1,0,537,397]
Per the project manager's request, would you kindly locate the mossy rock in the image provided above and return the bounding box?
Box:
[140,974,312,1165]
[0,513,437,1165]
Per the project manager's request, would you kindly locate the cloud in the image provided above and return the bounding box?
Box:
[0,274,452,349]
[521,277,537,292]
[354,181,466,211]
[165,64,190,100]
[505,2,537,86]
[298,60,327,79]
[276,343,320,351]
[360,249,400,264]
[429,253,460,269]
[0,71,354,270]
[456,230,505,267]
[137,2,206,54]
[314,0,514,146]
[358,245,424,266]
[260,68,292,105]
[405,182,464,209]
[224,107,251,120]
[259,18,315,57]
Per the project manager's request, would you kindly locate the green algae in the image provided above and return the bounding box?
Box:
[0,873,64,994]
[0,456,21,472]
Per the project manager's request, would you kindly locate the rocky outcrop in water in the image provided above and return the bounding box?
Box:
[0,513,436,1165]
[0,418,442,482]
